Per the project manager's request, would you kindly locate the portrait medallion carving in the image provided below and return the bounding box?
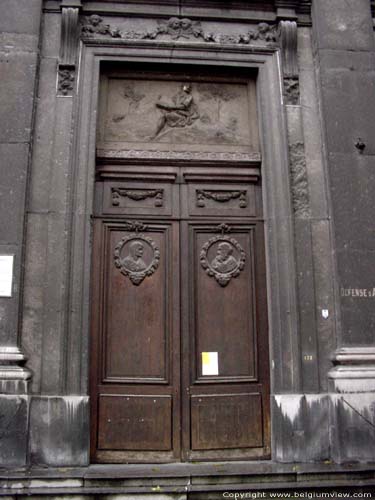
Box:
[114,234,160,285]
[200,235,245,287]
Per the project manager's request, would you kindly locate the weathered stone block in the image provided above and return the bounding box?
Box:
[297,28,314,70]
[0,244,21,347]
[313,0,374,51]
[320,68,375,155]
[0,0,41,36]
[0,52,38,143]
[311,220,336,392]
[336,249,375,346]
[318,50,375,72]
[329,154,375,251]
[331,394,375,463]
[0,143,29,244]
[0,395,28,467]
[29,396,89,466]
[41,13,61,58]
[273,395,330,462]
[21,213,48,394]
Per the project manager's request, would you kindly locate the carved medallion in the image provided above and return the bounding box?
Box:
[200,235,245,287]
[114,234,160,285]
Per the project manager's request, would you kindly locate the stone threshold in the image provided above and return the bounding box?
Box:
[0,462,375,496]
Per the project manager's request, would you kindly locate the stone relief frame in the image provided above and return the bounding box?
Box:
[96,73,260,160]
[65,37,301,458]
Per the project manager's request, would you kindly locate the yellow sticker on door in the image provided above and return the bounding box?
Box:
[202,352,219,376]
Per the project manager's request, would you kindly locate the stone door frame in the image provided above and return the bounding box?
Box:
[67,41,300,458]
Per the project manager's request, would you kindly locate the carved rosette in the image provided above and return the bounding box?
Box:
[200,235,245,287]
[114,234,160,285]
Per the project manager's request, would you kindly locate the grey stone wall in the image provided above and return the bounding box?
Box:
[313,0,375,351]
[0,0,42,466]
[1,0,375,472]
[0,0,41,368]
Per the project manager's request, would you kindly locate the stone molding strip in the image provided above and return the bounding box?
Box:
[97,149,261,164]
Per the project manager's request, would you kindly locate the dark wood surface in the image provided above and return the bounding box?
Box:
[90,165,270,462]
[90,62,268,464]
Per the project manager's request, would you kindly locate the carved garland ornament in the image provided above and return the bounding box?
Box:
[80,15,278,46]
[114,224,160,285]
[112,188,164,207]
[196,190,247,208]
[200,235,246,287]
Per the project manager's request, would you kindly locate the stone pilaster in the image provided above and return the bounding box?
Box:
[279,17,320,393]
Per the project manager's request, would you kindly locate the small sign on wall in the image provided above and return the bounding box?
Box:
[0,255,14,297]
[202,352,219,376]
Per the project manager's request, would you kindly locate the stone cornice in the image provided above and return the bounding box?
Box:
[47,0,311,22]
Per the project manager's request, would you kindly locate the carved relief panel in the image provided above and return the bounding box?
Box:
[97,72,259,161]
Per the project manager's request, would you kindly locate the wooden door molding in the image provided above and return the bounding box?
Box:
[181,220,270,461]
[90,218,180,463]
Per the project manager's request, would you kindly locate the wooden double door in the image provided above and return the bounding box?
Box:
[90,165,270,462]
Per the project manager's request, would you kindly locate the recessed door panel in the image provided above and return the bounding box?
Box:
[191,393,263,450]
[192,224,257,382]
[104,224,168,382]
[181,219,270,461]
[98,394,172,451]
[90,218,180,462]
